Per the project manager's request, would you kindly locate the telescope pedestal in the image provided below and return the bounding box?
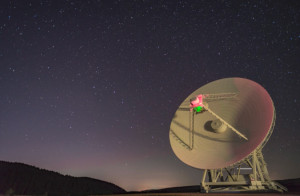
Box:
[201,150,287,193]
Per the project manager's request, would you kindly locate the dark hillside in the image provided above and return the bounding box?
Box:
[0,160,126,196]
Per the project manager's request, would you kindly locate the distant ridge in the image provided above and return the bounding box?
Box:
[0,160,126,196]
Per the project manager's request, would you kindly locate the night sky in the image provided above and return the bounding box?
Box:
[0,0,299,191]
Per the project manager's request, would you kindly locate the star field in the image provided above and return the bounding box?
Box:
[0,0,299,191]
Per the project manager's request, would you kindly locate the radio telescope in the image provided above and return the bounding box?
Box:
[169,78,287,193]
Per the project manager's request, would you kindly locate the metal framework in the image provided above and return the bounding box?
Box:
[201,149,287,193]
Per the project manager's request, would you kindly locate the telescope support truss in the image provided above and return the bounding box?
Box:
[201,149,287,193]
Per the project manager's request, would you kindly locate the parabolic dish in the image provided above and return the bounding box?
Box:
[169,78,274,169]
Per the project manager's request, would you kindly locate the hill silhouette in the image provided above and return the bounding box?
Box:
[0,160,126,196]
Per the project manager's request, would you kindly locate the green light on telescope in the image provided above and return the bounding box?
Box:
[194,106,203,112]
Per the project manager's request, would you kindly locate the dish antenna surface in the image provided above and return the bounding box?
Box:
[169,78,287,192]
